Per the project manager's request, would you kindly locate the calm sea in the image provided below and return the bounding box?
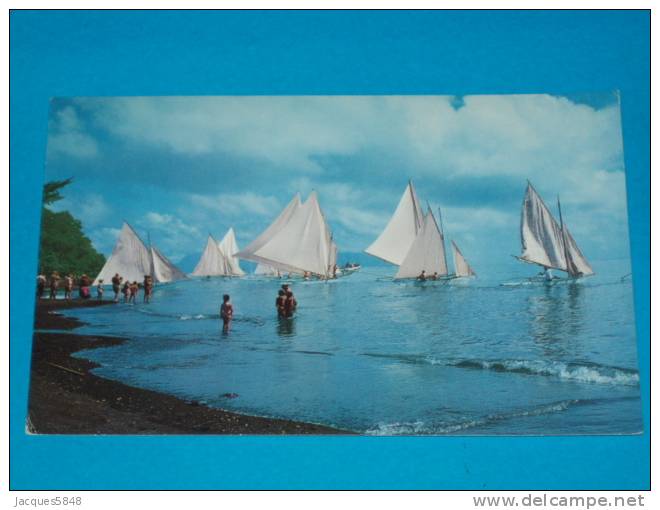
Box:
[59,258,642,435]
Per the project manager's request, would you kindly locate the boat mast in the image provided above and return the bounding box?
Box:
[436,206,449,275]
[409,179,421,234]
[147,230,156,280]
[556,196,573,278]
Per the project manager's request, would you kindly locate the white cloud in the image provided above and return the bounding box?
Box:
[135,212,201,262]
[51,193,111,227]
[47,106,98,159]
[61,94,629,260]
[74,96,380,173]
[188,192,281,217]
[71,95,624,191]
[333,206,386,236]
[88,227,121,256]
[142,211,200,237]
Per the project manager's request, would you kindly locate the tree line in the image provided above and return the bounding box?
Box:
[38,178,106,276]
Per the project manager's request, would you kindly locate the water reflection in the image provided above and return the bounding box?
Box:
[277,316,296,337]
[526,282,585,357]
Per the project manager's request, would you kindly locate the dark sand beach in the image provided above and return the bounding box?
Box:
[28,299,350,435]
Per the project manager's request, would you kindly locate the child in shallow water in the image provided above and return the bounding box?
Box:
[284,290,297,318]
[128,281,138,304]
[122,281,130,303]
[275,289,286,317]
[220,294,233,332]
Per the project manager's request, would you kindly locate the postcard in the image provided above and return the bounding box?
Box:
[29,94,641,436]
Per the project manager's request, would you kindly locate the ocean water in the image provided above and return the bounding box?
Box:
[60,259,642,435]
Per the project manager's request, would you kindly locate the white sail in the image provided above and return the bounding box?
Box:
[520,183,568,270]
[562,226,594,277]
[93,222,153,285]
[254,263,280,276]
[218,227,245,276]
[249,191,333,276]
[329,240,338,271]
[150,246,187,283]
[451,240,476,277]
[365,181,424,266]
[520,182,594,277]
[191,235,228,276]
[236,193,301,260]
[395,208,448,279]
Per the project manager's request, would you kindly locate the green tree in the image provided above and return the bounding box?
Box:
[38,179,106,276]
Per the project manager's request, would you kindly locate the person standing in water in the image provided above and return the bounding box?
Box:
[36,274,46,299]
[275,289,286,317]
[111,273,122,302]
[143,275,153,303]
[220,294,233,332]
[79,274,92,299]
[63,274,73,300]
[128,281,138,304]
[284,290,297,318]
[96,280,104,301]
[48,272,60,300]
[122,280,130,303]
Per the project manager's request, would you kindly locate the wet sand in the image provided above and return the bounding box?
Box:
[28,299,350,435]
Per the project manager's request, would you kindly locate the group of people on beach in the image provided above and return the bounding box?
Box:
[219,283,298,334]
[37,272,96,301]
[109,273,155,304]
[108,273,154,303]
[37,272,154,304]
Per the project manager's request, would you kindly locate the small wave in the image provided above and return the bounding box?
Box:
[179,314,210,321]
[361,353,639,386]
[451,359,639,386]
[366,420,429,435]
[366,398,591,435]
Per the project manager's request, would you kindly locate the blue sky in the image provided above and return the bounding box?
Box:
[45,94,630,271]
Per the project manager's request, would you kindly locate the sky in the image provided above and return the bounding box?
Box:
[44,93,630,272]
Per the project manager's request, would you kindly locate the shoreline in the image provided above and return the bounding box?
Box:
[28,299,352,435]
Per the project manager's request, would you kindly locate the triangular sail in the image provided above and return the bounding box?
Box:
[218,228,245,276]
[562,226,594,277]
[192,235,227,276]
[93,222,153,285]
[365,181,424,266]
[249,191,333,276]
[395,208,448,279]
[520,182,593,277]
[329,240,338,271]
[236,193,301,260]
[520,183,568,270]
[451,240,476,277]
[150,246,187,283]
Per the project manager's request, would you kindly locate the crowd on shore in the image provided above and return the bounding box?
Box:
[36,272,154,304]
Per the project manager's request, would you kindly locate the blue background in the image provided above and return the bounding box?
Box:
[10,10,650,489]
